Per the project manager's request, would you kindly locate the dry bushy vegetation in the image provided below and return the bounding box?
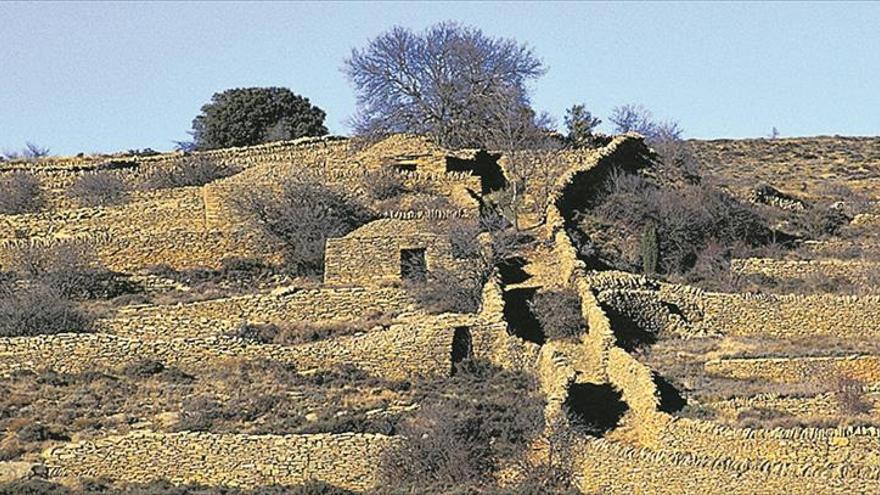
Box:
[528,289,584,340]
[67,171,129,207]
[233,179,374,276]
[0,243,143,337]
[0,171,43,214]
[140,156,238,190]
[378,360,573,494]
[0,285,93,337]
[3,243,138,300]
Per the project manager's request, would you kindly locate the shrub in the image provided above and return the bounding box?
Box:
[67,171,128,207]
[364,169,406,200]
[404,265,488,314]
[834,376,873,416]
[0,285,92,337]
[4,243,138,300]
[380,361,544,493]
[141,156,238,189]
[583,169,772,277]
[528,289,584,340]
[233,180,374,276]
[0,171,43,214]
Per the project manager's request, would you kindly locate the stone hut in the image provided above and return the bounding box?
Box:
[324,219,457,285]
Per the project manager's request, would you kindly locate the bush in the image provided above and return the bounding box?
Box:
[380,361,544,493]
[140,156,238,189]
[233,180,374,276]
[833,376,873,416]
[0,285,92,337]
[583,169,772,277]
[0,171,43,214]
[404,265,488,314]
[528,289,584,340]
[364,169,406,200]
[67,172,128,207]
[190,87,328,150]
[4,243,138,300]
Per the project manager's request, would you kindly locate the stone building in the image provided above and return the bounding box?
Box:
[324,219,458,285]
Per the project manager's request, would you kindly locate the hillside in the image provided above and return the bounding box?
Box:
[2,134,880,494]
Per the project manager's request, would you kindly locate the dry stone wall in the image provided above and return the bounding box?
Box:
[43,431,398,492]
[731,257,880,285]
[705,355,880,384]
[0,320,455,381]
[575,437,880,495]
[660,418,880,468]
[117,286,418,324]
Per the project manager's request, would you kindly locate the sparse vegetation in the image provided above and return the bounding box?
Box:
[379,360,546,494]
[140,155,238,189]
[0,285,92,337]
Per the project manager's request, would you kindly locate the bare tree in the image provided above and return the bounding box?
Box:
[232,179,374,276]
[2,142,50,161]
[344,21,546,149]
[609,104,658,137]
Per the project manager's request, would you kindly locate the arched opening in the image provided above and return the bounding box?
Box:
[451,326,473,375]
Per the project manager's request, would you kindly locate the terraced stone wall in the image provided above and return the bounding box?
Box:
[705,355,880,384]
[660,418,880,468]
[43,431,399,492]
[117,286,418,323]
[731,257,880,285]
[0,319,457,381]
[575,437,880,495]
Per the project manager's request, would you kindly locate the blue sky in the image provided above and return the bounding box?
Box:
[1,1,878,155]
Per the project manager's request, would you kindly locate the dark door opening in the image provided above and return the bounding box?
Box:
[400,248,427,282]
[451,326,473,375]
[502,287,544,345]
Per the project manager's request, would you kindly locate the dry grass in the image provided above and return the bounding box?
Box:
[0,360,412,462]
